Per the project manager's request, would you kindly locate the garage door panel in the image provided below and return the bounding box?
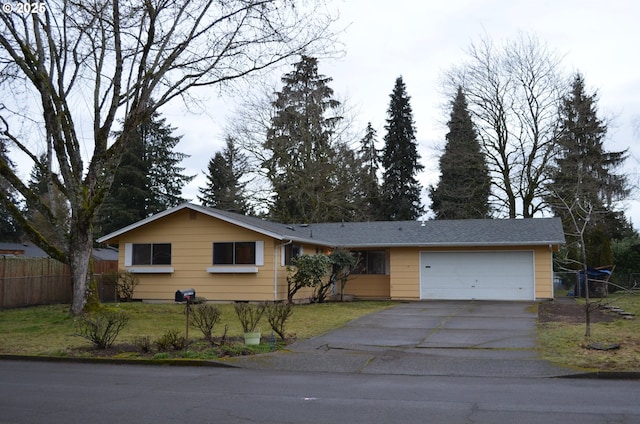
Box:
[420,251,534,301]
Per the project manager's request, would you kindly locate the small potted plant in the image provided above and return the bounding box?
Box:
[234,302,265,345]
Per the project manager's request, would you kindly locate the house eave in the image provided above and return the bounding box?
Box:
[335,241,564,249]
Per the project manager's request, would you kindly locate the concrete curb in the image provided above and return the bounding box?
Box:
[0,353,238,368]
[1,353,639,379]
[556,371,640,380]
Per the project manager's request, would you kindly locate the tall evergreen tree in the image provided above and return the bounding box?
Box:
[27,155,70,249]
[145,112,195,215]
[430,87,491,219]
[380,77,424,220]
[264,56,355,223]
[199,136,250,213]
[355,122,382,220]
[97,109,194,236]
[96,133,149,236]
[547,73,630,266]
[0,141,22,242]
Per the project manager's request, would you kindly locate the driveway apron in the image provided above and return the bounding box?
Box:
[226,301,569,378]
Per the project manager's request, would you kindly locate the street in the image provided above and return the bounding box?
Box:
[1,360,638,424]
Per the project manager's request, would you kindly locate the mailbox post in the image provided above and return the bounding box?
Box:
[175,289,196,347]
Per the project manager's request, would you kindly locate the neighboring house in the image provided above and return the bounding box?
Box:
[92,247,119,262]
[97,203,565,302]
[0,242,49,258]
[0,242,119,262]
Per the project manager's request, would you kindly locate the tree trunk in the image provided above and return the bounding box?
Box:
[581,245,591,338]
[69,217,94,315]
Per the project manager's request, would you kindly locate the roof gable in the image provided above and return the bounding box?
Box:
[96,203,331,246]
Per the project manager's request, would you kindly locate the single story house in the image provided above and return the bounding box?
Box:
[0,242,49,257]
[96,203,565,302]
[0,242,119,262]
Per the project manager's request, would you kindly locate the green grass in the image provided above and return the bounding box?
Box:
[4,296,639,370]
[538,293,640,372]
[0,301,396,358]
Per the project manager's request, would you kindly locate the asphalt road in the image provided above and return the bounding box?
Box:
[1,360,639,424]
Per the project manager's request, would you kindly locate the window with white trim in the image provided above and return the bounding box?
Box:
[212,241,263,265]
[131,243,171,265]
[284,244,302,266]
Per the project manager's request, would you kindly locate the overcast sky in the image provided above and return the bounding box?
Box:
[169,0,640,224]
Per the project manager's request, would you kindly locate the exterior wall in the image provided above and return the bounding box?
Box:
[114,209,291,302]
[109,208,557,302]
[389,247,421,300]
[533,245,555,299]
[345,274,391,299]
[388,245,555,301]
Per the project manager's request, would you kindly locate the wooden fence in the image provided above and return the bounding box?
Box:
[0,257,118,309]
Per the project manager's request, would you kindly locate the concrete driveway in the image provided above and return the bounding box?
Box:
[227,301,569,378]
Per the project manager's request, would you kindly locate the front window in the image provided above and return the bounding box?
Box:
[132,243,171,265]
[352,250,386,274]
[213,242,256,265]
[284,244,302,265]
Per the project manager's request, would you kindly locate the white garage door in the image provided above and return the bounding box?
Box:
[420,251,534,301]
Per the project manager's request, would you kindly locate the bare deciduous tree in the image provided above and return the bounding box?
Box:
[0,0,337,314]
[445,32,565,218]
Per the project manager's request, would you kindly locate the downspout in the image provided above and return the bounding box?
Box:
[275,240,293,301]
[549,244,554,300]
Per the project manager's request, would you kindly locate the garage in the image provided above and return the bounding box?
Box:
[420,251,534,301]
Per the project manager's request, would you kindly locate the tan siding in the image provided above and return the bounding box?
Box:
[533,245,554,299]
[346,274,390,299]
[389,248,421,300]
[114,209,289,302]
[110,208,557,302]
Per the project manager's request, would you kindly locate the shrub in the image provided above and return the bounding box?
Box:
[190,304,222,342]
[265,301,293,340]
[116,271,139,302]
[234,302,265,333]
[133,335,153,353]
[190,296,207,305]
[155,330,186,351]
[286,254,331,303]
[74,309,129,349]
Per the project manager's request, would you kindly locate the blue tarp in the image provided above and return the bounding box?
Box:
[576,267,612,297]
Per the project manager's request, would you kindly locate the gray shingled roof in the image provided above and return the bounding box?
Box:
[97,203,565,247]
[287,217,566,247]
[0,242,48,257]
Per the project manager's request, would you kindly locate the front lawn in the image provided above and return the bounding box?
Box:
[537,293,640,372]
[0,301,396,359]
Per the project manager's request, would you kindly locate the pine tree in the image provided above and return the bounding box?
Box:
[380,77,424,220]
[548,73,630,266]
[0,141,22,242]
[430,87,491,219]
[27,155,70,249]
[145,112,195,215]
[199,136,250,213]
[264,56,355,223]
[96,133,149,236]
[355,122,382,220]
[97,109,194,236]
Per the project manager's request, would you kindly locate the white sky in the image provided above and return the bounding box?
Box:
[149,0,640,225]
